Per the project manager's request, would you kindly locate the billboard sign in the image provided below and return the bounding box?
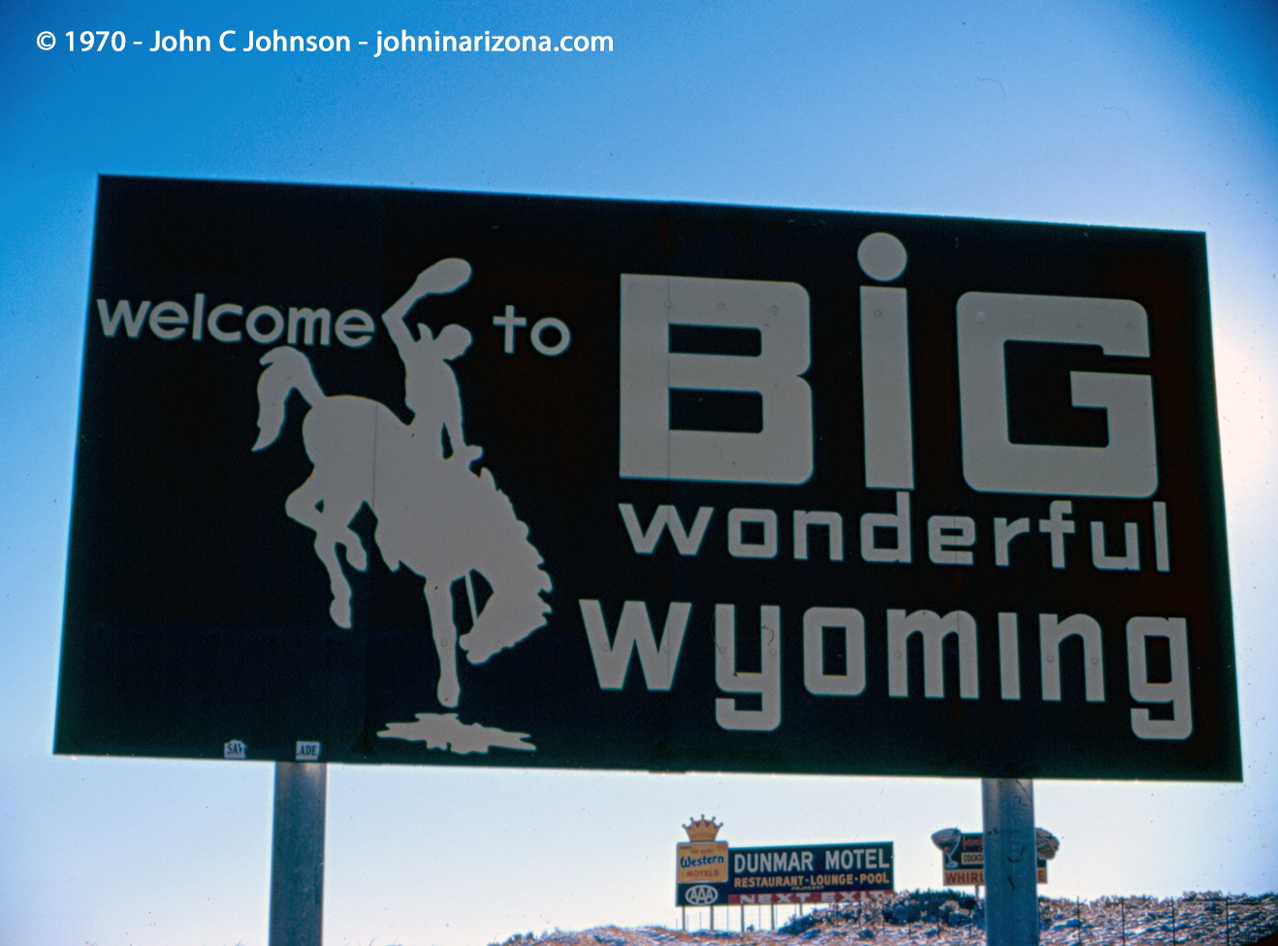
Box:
[935,831,1047,886]
[725,843,893,906]
[56,177,1240,780]
[676,840,892,908]
[676,817,729,906]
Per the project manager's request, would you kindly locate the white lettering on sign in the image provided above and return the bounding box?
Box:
[617,250,1163,502]
[1039,501,1077,569]
[579,599,689,690]
[616,499,1171,573]
[1091,520,1140,570]
[334,309,375,347]
[492,305,572,356]
[1153,501,1171,572]
[530,317,571,356]
[287,307,330,346]
[887,610,979,699]
[715,604,782,731]
[861,492,911,563]
[1040,614,1105,702]
[618,274,813,484]
[793,510,844,561]
[858,232,914,489]
[928,516,976,566]
[802,607,866,697]
[685,885,719,905]
[573,600,1194,739]
[957,291,1158,497]
[149,301,189,340]
[735,850,815,872]
[98,299,150,337]
[1127,616,1193,739]
[819,848,892,870]
[96,296,375,348]
[246,306,284,343]
[209,303,242,341]
[727,508,778,559]
[994,517,1031,567]
[618,504,713,555]
[999,612,1022,700]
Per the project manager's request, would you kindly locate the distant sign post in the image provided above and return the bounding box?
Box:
[676,839,893,910]
[933,830,1047,886]
[676,818,893,934]
[726,843,894,905]
[676,817,730,916]
[58,177,1240,783]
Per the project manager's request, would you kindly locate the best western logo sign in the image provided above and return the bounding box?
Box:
[56,177,1239,781]
[676,842,729,884]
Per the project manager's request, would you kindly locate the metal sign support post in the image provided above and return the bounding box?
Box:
[269,762,327,946]
[982,779,1039,946]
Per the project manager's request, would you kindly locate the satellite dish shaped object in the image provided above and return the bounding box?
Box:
[1035,827,1060,861]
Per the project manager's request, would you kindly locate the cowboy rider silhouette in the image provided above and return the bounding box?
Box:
[381,258,482,467]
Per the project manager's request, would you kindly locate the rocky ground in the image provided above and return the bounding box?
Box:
[494,893,1278,946]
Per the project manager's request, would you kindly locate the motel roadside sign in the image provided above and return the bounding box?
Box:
[723,843,894,907]
[937,832,1047,887]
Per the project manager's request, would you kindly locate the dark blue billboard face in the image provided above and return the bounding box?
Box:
[677,842,894,907]
[55,176,1239,780]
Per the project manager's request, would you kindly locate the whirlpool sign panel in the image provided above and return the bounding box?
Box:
[54,176,1240,779]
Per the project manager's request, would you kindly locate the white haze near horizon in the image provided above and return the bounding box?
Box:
[0,2,1275,945]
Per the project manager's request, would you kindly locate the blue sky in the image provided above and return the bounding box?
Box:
[1,1,1276,944]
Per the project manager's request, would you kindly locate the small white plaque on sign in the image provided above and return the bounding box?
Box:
[224,740,247,759]
[295,740,321,761]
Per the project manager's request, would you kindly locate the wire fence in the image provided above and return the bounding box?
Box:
[1037,893,1278,946]
[668,892,1278,946]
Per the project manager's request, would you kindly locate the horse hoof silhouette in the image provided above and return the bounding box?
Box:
[330,596,353,629]
[437,677,460,708]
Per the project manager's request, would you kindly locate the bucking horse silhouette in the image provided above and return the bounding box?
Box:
[252,258,552,708]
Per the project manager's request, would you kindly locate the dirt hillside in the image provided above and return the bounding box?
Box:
[493,892,1278,946]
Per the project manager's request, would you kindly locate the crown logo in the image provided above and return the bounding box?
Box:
[683,815,722,843]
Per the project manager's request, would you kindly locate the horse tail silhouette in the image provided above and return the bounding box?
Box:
[456,467,553,665]
[252,346,326,451]
[251,345,372,629]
